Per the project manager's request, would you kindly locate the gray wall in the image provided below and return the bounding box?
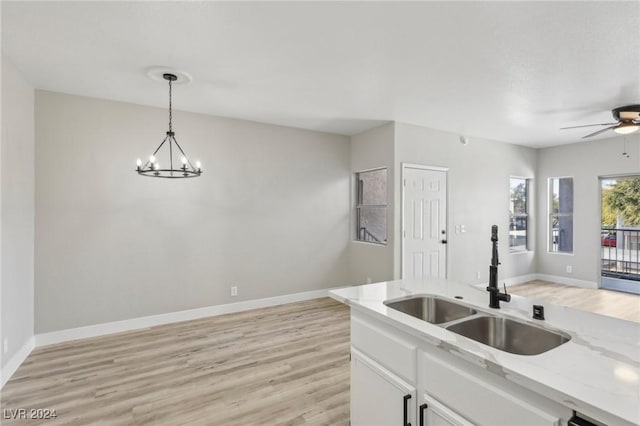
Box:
[349,123,395,284]
[536,136,640,286]
[347,121,538,286]
[1,57,35,367]
[35,91,350,333]
[394,122,538,284]
[18,88,638,337]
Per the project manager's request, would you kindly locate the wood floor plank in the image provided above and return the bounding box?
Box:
[3,282,636,425]
[1,298,350,426]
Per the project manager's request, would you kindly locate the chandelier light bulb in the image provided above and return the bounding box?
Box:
[136,158,142,167]
[196,161,201,170]
[135,72,201,178]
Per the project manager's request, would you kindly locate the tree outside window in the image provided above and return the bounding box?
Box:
[549,177,573,253]
[509,178,529,252]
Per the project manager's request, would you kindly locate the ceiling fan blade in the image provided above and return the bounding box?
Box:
[582,125,618,138]
[560,123,617,130]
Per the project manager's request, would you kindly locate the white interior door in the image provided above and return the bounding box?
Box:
[403,166,447,279]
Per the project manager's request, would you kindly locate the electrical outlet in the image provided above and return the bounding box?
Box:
[476,271,481,280]
[230,286,238,297]
[566,265,573,274]
[366,277,372,284]
[3,338,8,355]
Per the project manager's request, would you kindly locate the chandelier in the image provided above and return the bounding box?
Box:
[136,73,201,178]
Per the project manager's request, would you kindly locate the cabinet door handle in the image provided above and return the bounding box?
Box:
[419,403,428,426]
[403,394,412,426]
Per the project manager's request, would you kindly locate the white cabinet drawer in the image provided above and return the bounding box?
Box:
[351,314,417,383]
[420,393,474,426]
[421,351,564,426]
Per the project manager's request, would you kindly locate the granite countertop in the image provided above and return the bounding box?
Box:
[330,278,640,426]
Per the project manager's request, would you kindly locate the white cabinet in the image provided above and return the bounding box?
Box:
[420,349,566,426]
[418,393,473,426]
[351,349,416,426]
[351,315,417,383]
[351,310,572,426]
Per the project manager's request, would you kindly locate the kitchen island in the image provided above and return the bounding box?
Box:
[330,278,640,426]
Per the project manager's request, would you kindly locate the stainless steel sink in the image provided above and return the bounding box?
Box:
[384,296,477,324]
[446,316,570,355]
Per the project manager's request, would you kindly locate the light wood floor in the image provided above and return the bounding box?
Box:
[3,283,638,426]
[0,298,350,426]
[509,280,640,323]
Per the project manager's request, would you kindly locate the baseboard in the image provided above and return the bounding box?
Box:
[0,336,35,389]
[533,274,598,289]
[502,274,538,286]
[472,273,538,289]
[35,288,334,347]
[472,272,597,290]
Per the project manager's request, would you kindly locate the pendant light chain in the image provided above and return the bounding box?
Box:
[168,79,173,133]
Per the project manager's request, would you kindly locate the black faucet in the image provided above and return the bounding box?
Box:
[487,225,511,309]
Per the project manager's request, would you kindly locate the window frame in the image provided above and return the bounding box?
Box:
[548,176,574,254]
[354,167,388,245]
[509,177,530,253]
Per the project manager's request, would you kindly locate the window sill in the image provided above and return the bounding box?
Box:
[352,240,387,247]
[509,250,532,255]
[547,251,574,256]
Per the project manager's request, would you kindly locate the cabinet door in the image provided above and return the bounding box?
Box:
[418,393,473,426]
[352,349,416,426]
[421,350,564,426]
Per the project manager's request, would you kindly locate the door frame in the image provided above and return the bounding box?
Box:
[401,163,449,279]
[598,173,640,294]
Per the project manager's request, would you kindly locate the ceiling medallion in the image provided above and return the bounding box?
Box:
[136,73,201,178]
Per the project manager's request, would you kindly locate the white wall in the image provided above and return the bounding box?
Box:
[1,58,35,370]
[349,123,395,284]
[394,122,538,285]
[536,135,640,286]
[35,91,350,333]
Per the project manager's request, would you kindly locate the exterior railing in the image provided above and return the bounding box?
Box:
[601,228,640,281]
[358,227,382,243]
[551,228,559,252]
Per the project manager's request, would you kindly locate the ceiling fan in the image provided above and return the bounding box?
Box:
[560,104,640,138]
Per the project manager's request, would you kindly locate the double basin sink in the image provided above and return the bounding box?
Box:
[384,296,570,355]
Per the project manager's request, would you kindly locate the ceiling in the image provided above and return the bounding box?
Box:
[2,1,639,147]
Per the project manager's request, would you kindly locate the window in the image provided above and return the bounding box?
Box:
[549,177,574,253]
[509,178,529,252]
[355,168,387,244]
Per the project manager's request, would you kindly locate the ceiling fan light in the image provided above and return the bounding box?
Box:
[614,124,639,135]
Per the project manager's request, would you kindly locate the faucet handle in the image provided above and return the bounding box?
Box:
[501,283,512,303]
